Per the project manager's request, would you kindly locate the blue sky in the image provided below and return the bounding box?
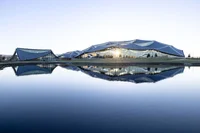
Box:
[0,0,200,56]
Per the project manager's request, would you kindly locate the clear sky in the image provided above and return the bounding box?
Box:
[0,0,200,57]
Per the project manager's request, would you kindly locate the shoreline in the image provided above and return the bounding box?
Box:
[1,58,200,66]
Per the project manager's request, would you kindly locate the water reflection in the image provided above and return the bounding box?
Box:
[0,64,184,83]
[63,65,184,83]
[0,63,200,133]
[12,64,57,76]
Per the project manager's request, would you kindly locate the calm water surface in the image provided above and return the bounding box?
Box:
[0,64,200,133]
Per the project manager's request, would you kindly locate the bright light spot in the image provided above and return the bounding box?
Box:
[114,49,121,58]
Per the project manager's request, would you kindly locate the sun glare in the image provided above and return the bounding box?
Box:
[114,49,121,58]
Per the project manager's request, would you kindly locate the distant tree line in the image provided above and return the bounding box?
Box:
[0,55,8,61]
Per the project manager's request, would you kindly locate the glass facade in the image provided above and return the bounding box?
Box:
[37,53,57,61]
[81,48,178,59]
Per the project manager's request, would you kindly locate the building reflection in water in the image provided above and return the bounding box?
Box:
[12,64,57,76]
[0,64,184,83]
[63,65,185,83]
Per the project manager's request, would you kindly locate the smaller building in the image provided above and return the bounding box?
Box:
[10,48,58,61]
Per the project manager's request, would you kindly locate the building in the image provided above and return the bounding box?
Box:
[61,39,185,59]
[10,48,58,61]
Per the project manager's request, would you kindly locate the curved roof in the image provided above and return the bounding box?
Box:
[59,50,82,59]
[61,39,184,58]
[14,48,56,61]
